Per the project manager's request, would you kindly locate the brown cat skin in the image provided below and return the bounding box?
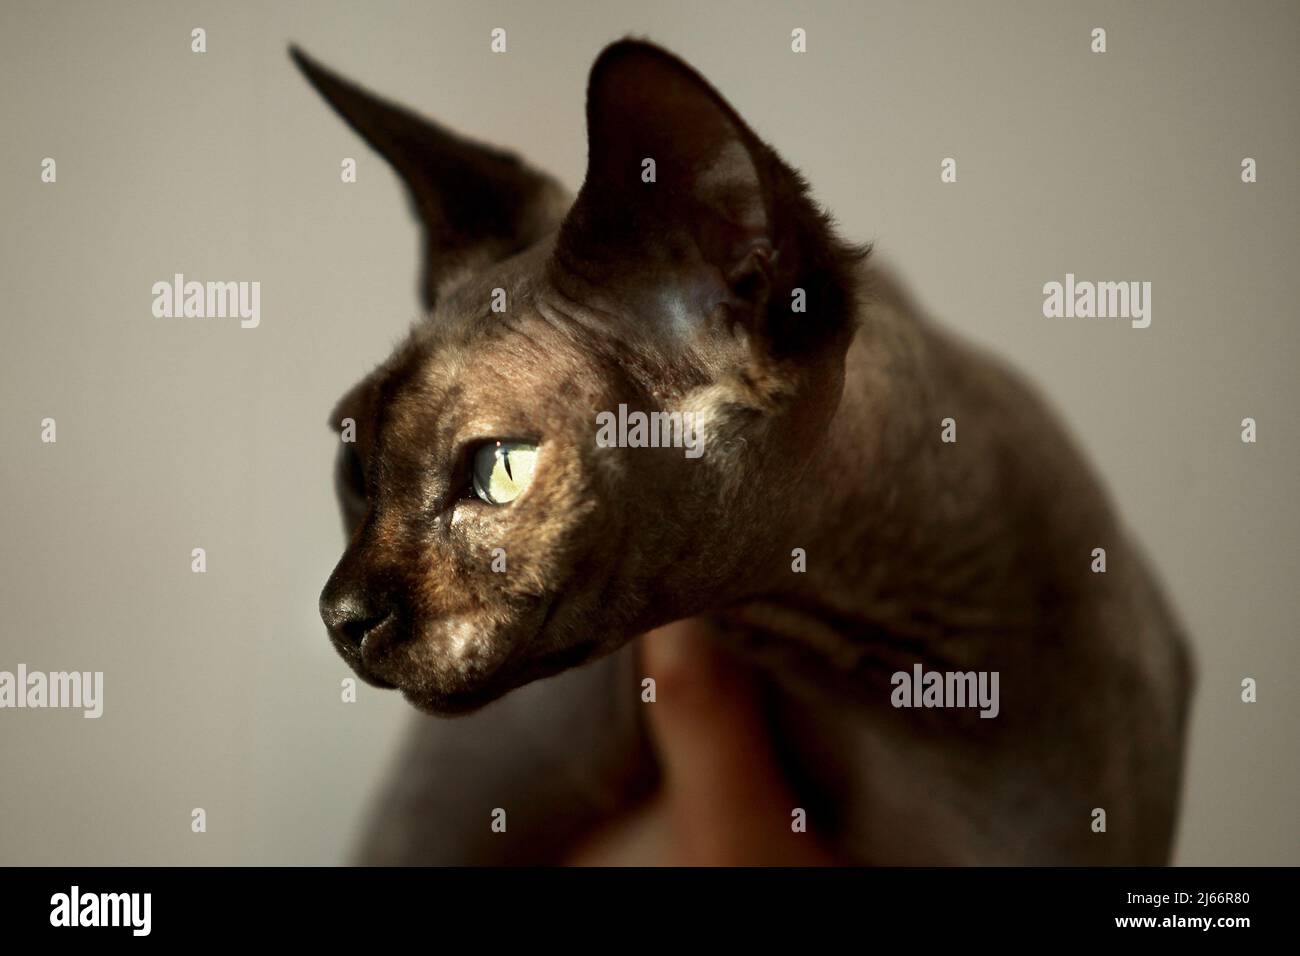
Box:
[294,39,1193,865]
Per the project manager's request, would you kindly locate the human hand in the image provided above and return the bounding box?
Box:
[565,618,836,866]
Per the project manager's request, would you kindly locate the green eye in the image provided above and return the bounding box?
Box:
[471,441,538,505]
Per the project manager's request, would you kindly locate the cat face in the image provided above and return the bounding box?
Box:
[321,248,674,712]
[298,40,864,713]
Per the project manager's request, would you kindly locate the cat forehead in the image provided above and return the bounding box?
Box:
[376,301,597,412]
[428,233,555,322]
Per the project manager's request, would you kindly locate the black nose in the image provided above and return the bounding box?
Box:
[319,574,395,649]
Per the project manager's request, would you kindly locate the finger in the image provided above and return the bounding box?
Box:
[640,619,831,865]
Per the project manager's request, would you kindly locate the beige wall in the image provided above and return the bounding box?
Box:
[1,0,1296,864]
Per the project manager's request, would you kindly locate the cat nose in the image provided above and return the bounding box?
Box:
[319,573,396,649]
[321,592,392,648]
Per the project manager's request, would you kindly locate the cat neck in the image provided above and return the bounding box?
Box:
[750,264,1124,667]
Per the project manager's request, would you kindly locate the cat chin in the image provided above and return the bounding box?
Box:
[394,639,607,716]
[344,587,609,713]
[394,667,537,716]
[401,682,513,717]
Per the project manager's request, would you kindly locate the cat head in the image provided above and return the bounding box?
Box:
[296,40,866,713]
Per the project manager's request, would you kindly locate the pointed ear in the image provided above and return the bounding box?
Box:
[290,46,570,309]
[554,41,865,355]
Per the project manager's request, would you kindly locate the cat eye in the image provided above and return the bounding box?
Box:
[470,441,538,505]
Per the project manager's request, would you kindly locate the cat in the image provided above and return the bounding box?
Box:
[294,38,1193,864]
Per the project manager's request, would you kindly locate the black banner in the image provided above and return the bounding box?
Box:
[0,866,1283,941]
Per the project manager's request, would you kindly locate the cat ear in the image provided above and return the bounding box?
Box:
[553,40,865,355]
[291,46,570,310]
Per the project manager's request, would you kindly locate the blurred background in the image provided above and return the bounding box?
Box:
[1,0,1296,864]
